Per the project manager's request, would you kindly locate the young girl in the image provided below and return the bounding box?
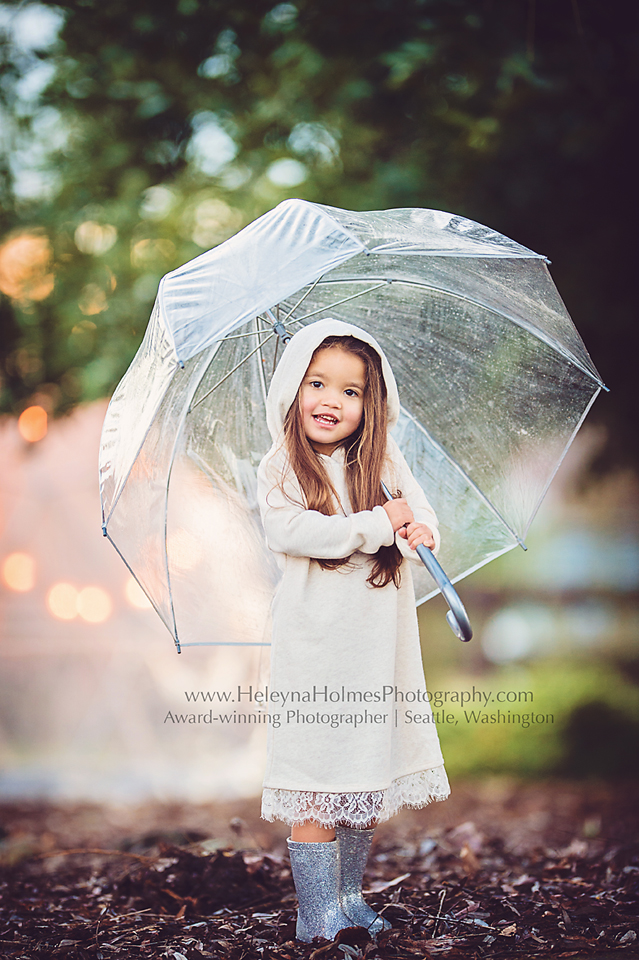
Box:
[257,318,450,942]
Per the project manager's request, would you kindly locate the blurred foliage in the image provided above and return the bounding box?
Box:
[558,699,639,778]
[435,658,639,779]
[0,0,637,469]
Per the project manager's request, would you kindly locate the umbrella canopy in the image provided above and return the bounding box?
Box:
[99,199,605,652]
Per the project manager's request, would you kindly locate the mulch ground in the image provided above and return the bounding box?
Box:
[0,779,637,960]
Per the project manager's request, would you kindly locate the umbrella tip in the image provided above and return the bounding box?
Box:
[101,522,107,537]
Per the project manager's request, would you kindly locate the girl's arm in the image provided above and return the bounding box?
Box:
[257,451,396,559]
[385,435,441,560]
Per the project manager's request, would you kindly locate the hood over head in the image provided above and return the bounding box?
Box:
[265,317,400,441]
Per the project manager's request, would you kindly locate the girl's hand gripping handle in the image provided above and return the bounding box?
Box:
[382,497,414,532]
[381,481,473,643]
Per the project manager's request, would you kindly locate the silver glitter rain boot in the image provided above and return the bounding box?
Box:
[287,838,354,942]
[335,825,392,934]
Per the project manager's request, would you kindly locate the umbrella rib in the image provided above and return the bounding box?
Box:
[103,368,182,529]
[522,386,602,540]
[189,332,276,412]
[102,530,178,646]
[254,315,269,407]
[398,405,526,549]
[415,543,519,606]
[287,281,390,326]
[316,275,605,389]
[278,274,323,325]
[165,340,224,649]
[220,329,274,340]
[178,642,271,647]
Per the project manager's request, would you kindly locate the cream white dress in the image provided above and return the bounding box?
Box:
[258,446,450,827]
[257,317,450,827]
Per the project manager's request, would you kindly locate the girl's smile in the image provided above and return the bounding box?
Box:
[300,347,365,455]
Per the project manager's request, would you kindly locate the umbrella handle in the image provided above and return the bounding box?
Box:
[381,481,473,643]
[414,543,473,643]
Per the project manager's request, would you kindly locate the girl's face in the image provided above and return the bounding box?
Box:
[299,346,366,455]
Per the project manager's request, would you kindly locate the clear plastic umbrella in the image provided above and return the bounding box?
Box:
[99,199,605,653]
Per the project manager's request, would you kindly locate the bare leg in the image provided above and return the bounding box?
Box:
[291,821,335,842]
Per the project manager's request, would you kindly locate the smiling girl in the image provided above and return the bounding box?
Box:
[257,318,449,941]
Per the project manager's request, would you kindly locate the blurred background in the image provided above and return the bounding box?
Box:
[0,0,637,803]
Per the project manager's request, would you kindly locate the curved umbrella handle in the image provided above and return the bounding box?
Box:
[381,481,473,643]
[414,543,473,643]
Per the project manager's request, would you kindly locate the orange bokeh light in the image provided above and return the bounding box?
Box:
[2,552,35,591]
[47,583,79,620]
[78,284,107,315]
[0,231,54,302]
[76,586,112,623]
[18,405,48,442]
[125,576,152,609]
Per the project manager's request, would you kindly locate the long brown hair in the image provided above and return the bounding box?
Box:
[282,335,403,588]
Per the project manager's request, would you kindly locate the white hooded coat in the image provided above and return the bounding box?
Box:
[257,318,450,827]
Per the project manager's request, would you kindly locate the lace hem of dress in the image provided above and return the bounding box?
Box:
[261,765,451,827]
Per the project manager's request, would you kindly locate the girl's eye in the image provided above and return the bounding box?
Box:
[345,389,359,397]
[310,380,323,388]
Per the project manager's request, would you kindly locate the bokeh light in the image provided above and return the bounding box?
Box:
[2,552,36,591]
[78,284,108,315]
[74,221,117,255]
[125,575,153,609]
[18,405,48,442]
[265,158,307,187]
[76,586,112,623]
[47,583,79,620]
[0,231,54,302]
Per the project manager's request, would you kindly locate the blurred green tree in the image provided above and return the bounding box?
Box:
[0,0,636,470]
